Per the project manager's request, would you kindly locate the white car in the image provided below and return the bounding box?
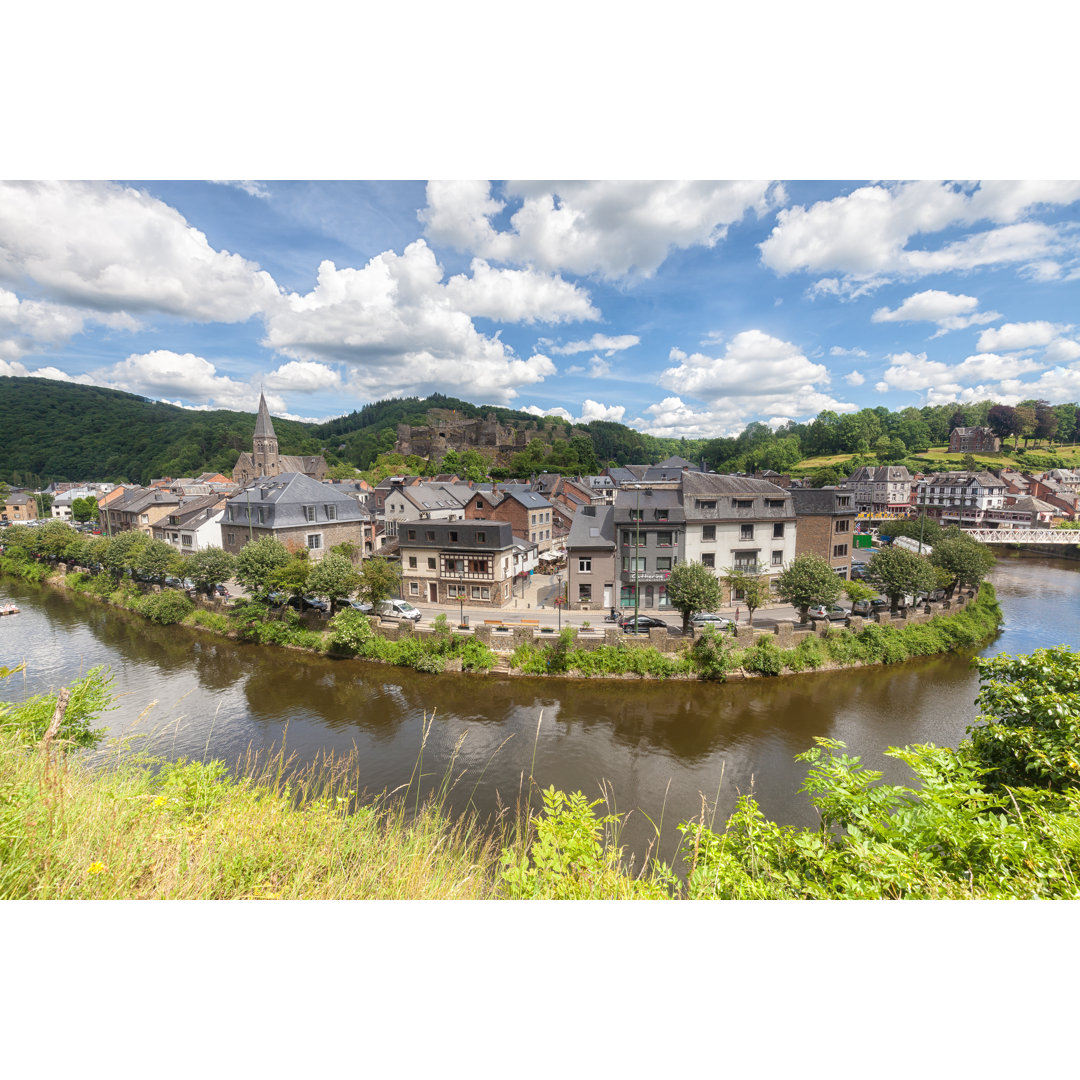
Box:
[691,612,732,629]
[376,599,422,622]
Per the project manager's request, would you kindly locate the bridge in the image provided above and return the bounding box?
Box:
[961,528,1079,545]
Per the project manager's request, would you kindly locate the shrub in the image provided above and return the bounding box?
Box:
[139,590,195,625]
[413,653,446,674]
[327,608,376,655]
[187,609,230,634]
[742,636,783,676]
[691,626,737,681]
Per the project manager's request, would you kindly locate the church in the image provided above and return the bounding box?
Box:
[232,393,328,486]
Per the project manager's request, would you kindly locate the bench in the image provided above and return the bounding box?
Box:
[483,619,504,626]
[518,619,540,626]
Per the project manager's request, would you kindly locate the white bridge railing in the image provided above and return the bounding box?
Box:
[962,528,1078,544]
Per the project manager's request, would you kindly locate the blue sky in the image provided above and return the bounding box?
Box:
[2,179,1079,439]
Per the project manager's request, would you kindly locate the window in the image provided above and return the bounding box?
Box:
[481,587,490,599]
[701,553,715,568]
[305,505,316,522]
[579,558,592,572]
[427,557,436,569]
[834,519,849,533]
[655,556,672,571]
[449,531,458,543]
[773,522,784,539]
[837,496,851,507]
[409,581,419,595]
[476,531,486,543]
[622,556,646,573]
[475,499,484,508]
[408,556,417,568]
[407,529,417,541]
[833,543,848,558]
[307,534,322,550]
[741,524,754,540]
[701,525,715,542]
[471,585,482,599]
[325,505,337,521]
[772,550,783,566]
[695,499,716,510]
[734,499,753,509]
[447,583,466,599]
[578,584,592,601]
[628,509,643,520]
[766,499,786,509]
[734,554,758,571]
[227,531,236,546]
[181,533,193,546]
[426,529,435,541]
[622,530,644,547]
[656,531,673,546]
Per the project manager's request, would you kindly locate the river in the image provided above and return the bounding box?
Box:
[2,551,1077,865]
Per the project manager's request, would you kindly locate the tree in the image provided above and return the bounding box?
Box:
[34,492,54,518]
[929,535,996,598]
[865,546,937,612]
[1014,403,1037,448]
[307,552,361,608]
[233,536,290,598]
[131,536,181,584]
[355,556,402,606]
[724,564,770,627]
[1034,400,1058,445]
[272,551,312,603]
[774,553,843,623]
[98,531,147,584]
[665,562,723,634]
[71,496,99,523]
[186,547,236,595]
[987,404,1023,447]
[323,463,359,480]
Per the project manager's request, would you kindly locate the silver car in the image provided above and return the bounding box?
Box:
[691,612,732,630]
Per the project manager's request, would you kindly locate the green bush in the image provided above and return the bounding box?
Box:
[691,626,737,681]
[742,636,783,676]
[138,590,195,625]
[187,608,230,634]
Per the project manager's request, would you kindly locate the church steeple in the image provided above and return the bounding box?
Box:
[252,392,280,477]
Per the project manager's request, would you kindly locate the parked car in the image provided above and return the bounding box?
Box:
[293,595,329,612]
[619,614,668,634]
[376,598,422,622]
[691,612,732,630]
[808,604,850,621]
[851,598,889,617]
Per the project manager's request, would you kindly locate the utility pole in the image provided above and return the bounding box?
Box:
[633,485,641,627]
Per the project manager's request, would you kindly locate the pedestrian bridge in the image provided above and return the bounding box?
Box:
[961,528,1079,545]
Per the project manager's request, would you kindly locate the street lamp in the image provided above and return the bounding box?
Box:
[556,573,563,630]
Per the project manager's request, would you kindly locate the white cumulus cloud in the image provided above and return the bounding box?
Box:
[0,180,280,321]
[760,181,1080,291]
[976,320,1069,352]
[550,333,640,356]
[844,370,866,386]
[443,258,599,324]
[421,180,782,279]
[871,289,1001,334]
[261,241,558,404]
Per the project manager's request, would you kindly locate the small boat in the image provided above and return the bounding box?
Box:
[0,605,20,616]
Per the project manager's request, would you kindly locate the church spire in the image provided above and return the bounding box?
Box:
[252,392,280,477]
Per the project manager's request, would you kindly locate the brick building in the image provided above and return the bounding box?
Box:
[790,487,857,579]
[949,426,1001,453]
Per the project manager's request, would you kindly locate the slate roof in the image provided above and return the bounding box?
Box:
[224,474,365,528]
[566,505,615,550]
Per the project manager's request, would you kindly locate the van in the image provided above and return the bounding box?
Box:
[377,599,422,622]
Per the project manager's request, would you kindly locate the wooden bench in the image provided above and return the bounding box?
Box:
[483,619,504,626]
[518,619,540,626]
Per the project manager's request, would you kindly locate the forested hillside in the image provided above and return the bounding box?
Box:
[2,375,1077,488]
[0,378,326,487]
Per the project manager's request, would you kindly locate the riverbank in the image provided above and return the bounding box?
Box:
[0,551,1003,682]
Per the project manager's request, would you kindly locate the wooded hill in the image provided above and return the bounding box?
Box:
[0,379,692,487]
[3,375,1077,488]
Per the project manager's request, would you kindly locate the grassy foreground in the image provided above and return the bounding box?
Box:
[5,642,1080,899]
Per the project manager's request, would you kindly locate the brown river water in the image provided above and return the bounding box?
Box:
[2,551,1078,865]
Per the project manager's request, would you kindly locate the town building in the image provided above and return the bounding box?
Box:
[152,494,228,555]
[843,465,914,516]
[681,473,797,605]
[232,393,328,486]
[220,473,369,558]
[949,426,1001,453]
[790,487,857,579]
[916,471,1007,526]
[613,483,684,611]
[396,520,523,608]
[100,486,182,535]
[565,505,616,611]
[464,489,557,552]
[0,491,37,523]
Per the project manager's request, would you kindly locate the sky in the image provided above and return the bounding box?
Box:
[2,179,1079,440]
